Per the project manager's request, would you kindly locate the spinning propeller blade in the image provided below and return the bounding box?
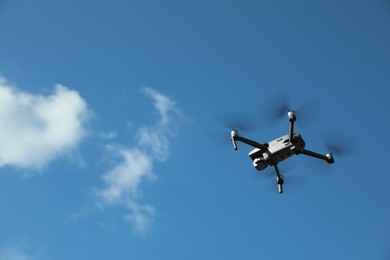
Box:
[305,132,358,174]
[262,93,321,125]
[322,132,358,156]
[212,110,260,132]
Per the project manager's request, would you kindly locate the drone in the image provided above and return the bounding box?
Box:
[230,110,334,193]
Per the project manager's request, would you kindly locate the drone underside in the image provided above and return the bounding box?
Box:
[231,110,334,193]
[249,133,305,171]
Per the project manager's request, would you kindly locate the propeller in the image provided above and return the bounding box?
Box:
[262,92,321,126]
[304,132,358,174]
[212,110,261,132]
[322,132,358,157]
[263,93,290,122]
[209,110,262,149]
[210,94,322,151]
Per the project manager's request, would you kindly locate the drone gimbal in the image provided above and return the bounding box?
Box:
[230,110,334,193]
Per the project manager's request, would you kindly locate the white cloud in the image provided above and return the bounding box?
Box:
[0,77,90,169]
[99,131,117,140]
[95,87,182,235]
[96,147,154,205]
[137,127,170,162]
[124,202,155,235]
[0,247,35,260]
[141,87,179,126]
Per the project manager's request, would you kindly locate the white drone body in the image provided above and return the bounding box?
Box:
[230,111,334,193]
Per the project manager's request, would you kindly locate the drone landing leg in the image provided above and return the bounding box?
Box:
[300,149,334,164]
[273,164,284,194]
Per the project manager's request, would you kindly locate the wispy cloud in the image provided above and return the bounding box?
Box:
[141,87,179,126]
[0,76,91,170]
[95,87,182,235]
[99,131,117,140]
[97,147,154,205]
[0,247,36,260]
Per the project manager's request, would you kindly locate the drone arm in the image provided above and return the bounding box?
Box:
[234,136,268,150]
[288,111,296,143]
[274,164,283,194]
[300,149,334,164]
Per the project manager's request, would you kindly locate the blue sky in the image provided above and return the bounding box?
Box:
[0,0,389,259]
